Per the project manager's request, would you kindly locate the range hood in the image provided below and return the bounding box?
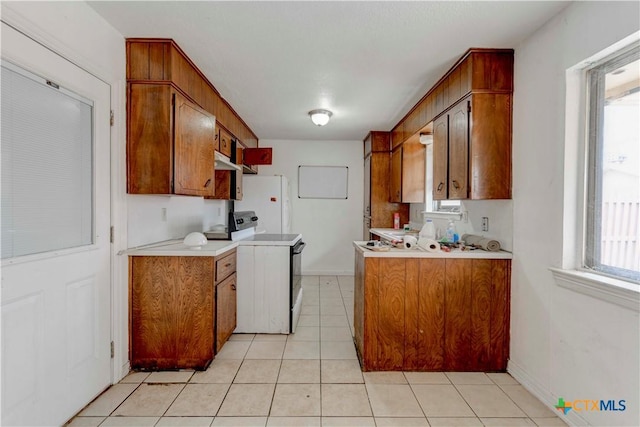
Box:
[242,164,257,174]
[215,151,241,172]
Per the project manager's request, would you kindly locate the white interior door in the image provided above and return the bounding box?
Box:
[1,23,111,426]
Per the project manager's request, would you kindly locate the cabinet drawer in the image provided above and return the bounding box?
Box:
[216,251,236,282]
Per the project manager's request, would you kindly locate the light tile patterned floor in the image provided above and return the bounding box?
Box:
[68,275,566,427]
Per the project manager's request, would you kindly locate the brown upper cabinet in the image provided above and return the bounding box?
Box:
[363,132,410,239]
[391,136,426,203]
[393,48,513,200]
[127,84,215,196]
[434,93,512,200]
[126,38,260,194]
[433,97,470,200]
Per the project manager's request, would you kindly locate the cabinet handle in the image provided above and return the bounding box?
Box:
[204,179,212,188]
[437,182,445,192]
[452,180,460,190]
[231,284,236,290]
[224,263,232,268]
[215,134,219,140]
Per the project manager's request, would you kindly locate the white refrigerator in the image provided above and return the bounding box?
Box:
[235,175,291,233]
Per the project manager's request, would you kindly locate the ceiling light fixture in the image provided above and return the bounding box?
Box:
[419,133,433,145]
[309,109,333,126]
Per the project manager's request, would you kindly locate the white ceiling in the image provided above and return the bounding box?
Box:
[88,1,569,141]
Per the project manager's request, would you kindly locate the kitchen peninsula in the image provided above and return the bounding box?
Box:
[353,242,512,372]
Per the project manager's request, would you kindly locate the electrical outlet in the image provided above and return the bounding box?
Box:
[482,217,489,232]
[161,208,167,222]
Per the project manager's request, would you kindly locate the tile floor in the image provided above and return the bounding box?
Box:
[68,276,567,427]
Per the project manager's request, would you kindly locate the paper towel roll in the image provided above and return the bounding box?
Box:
[418,237,441,252]
[403,235,418,249]
[461,234,501,252]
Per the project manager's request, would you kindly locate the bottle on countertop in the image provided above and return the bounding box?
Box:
[419,219,436,240]
[393,212,400,230]
[445,219,457,243]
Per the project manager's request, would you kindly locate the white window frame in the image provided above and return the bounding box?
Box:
[423,140,462,219]
[584,45,639,284]
[551,37,639,311]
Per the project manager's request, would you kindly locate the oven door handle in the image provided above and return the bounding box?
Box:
[292,241,306,254]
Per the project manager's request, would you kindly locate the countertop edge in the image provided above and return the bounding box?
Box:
[127,240,239,257]
[353,241,513,259]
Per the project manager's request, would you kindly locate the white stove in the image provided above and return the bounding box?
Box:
[229,211,305,334]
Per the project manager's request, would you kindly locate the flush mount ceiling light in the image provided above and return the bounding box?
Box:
[308,109,333,126]
[419,133,433,145]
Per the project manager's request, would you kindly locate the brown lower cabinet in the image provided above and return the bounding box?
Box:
[215,251,237,352]
[354,253,510,371]
[129,248,237,371]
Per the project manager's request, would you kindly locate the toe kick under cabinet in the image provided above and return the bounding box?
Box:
[129,248,236,370]
[354,251,511,372]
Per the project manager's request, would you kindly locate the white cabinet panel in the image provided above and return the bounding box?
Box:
[236,245,290,333]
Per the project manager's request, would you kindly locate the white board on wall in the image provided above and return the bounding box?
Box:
[298,165,348,199]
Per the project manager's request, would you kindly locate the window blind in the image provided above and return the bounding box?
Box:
[1,61,93,259]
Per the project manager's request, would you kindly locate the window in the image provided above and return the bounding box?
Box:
[434,200,461,213]
[585,45,639,283]
[1,60,94,259]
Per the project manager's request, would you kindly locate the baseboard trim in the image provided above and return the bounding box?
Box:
[508,359,586,426]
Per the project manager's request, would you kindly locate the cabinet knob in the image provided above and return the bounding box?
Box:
[231,284,236,291]
[204,179,212,188]
[452,180,460,190]
[224,263,232,268]
[437,182,445,192]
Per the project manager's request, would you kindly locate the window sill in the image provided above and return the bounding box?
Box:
[549,268,639,312]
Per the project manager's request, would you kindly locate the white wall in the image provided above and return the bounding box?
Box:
[127,196,228,247]
[511,2,639,426]
[258,139,363,275]
[410,200,514,252]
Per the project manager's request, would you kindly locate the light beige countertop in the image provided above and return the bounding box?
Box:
[127,239,238,257]
[353,241,513,259]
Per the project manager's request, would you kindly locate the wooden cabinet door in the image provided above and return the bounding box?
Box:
[174,92,216,197]
[444,259,472,370]
[390,146,402,203]
[234,146,243,200]
[216,273,237,352]
[376,259,407,370]
[432,114,448,200]
[448,97,470,199]
[401,139,426,203]
[411,259,446,370]
[469,93,512,199]
[470,259,510,371]
[219,127,232,157]
[443,259,510,371]
[127,84,173,194]
[364,154,371,217]
[130,256,214,370]
[214,129,220,152]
